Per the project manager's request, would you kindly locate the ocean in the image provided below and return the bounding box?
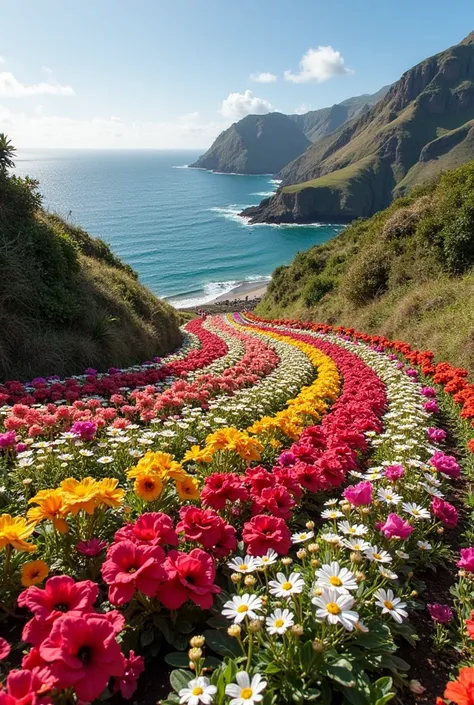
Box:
[14,149,343,307]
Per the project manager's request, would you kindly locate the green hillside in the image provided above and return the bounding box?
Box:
[0,135,181,380]
[257,160,474,369]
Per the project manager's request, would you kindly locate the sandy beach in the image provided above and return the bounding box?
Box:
[211,281,268,303]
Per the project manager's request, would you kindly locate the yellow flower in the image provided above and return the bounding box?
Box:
[95,478,125,508]
[21,560,49,587]
[59,477,101,515]
[270,439,282,449]
[127,450,176,479]
[134,473,163,502]
[183,445,213,464]
[175,475,200,500]
[0,514,36,553]
[27,489,69,533]
[164,462,187,481]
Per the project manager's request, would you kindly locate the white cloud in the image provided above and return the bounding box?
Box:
[42,65,53,73]
[220,90,273,120]
[284,45,352,83]
[110,115,121,122]
[0,56,5,65]
[0,71,74,97]
[293,103,311,115]
[250,72,277,83]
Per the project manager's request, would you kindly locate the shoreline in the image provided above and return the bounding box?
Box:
[176,280,269,314]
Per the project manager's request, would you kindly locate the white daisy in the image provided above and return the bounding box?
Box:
[364,546,393,564]
[268,572,305,598]
[222,594,263,623]
[378,566,398,580]
[179,676,217,705]
[342,538,371,552]
[255,549,278,567]
[395,550,410,559]
[312,589,359,631]
[402,502,431,520]
[417,540,432,551]
[97,456,114,464]
[225,672,267,705]
[320,532,342,545]
[324,498,339,506]
[291,530,314,544]
[265,608,294,635]
[377,488,402,504]
[374,588,408,623]
[338,521,368,537]
[423,473,441,487]
[79,449,94,457]
[227,556,259,574]
[315,561,358,594]
[421,483,444,498]
[364,470,384,481]
[321,509,344,520]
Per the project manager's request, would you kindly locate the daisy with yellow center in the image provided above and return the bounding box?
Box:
[59,477,100,515]
[268,571,305,598]
[312,589,359,631]
[222,593,263,624]
[315,561,358,594]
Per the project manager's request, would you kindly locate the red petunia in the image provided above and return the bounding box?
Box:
[156,548,220,610]
[177,506,230,550]
[242,514,292,556]
[114,512,178,546]
[0,668,55,705]
[101,540,167,605]
[444,667,474,705]
[251,484,296,520]
[113,650,145,699]
[200,473,249,510]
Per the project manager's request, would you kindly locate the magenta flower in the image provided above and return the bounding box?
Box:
[0,431,16,449]
[77,538,107,557]
[0,636,11,660]
[384,464,404,482]
[430,451,460,479]
[421,386,436,398]
[431,497,458,528]
[424,400,439,414]
[379,513,414,540]
[343,481,373,506]
[406,368,418,379]
[278,450,297,467]
[427,603,453,623]
[70,421,97,441]
[427,427,447,443]
[457,548,474,572]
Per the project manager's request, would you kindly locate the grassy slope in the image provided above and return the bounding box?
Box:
[257,162,474,370]
[0,176,182,380]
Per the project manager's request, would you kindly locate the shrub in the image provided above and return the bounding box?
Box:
[303,275,334,307]
[342,245,391,306]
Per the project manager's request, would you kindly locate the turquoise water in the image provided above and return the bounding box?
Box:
[15,149,343,306]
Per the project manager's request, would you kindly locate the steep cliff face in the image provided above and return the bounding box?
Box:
[242,31,474,223]
[189,113,310,174]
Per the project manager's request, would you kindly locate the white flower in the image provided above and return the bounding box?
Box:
[268,572,305,598]
[312,589,359,631]
[266,608,294,635]
[378,566,398,580]
[227,556,259,574]
[423,472,441,487]
[179,676,217,705]
[374,588,408,623]
[364,546,392,564]
[364,470,384,481]
[421,483,444,498]
[377,488,402,504]
[338,521,368,537]
[315,562,358,594]
[291,530,314,544]
[395,550,410,559]
[79,449,94,457]
[320,532,342,545]
[222,594,263,623]
[255,549,278,566]
[97,456,114,464]
[342,538,371,552]
[321,509,344,520]
[402,502,431,520]
[324,498,339,506]
[417,540,432,551]
[225,672,267,705]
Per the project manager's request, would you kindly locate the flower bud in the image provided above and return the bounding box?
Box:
[189,662,196,671]
[360,507,371,515]
[355,571,365,582]
[410,591,418,598]
[123,506,132,514]
[244,575,257,587]
[306,520,315,530]
[260,595,269,606]
[437,527,445,534]
[296,549,307,560]
[188,648,202,662]
[407,571,414,578]
[350,552,363,564]
[341,503,351,512]
[307,543,319,553]
[310,559,321,568]
[248,619,263,633]
[409,680,425,695]
[311,639,324,653]
[282,557,293,566]
[290,624,304,637]
[312,587,323,597]
[227,625,241,638]
[22,478,33,485]
[190,635,205,648]
[231,573,242,583]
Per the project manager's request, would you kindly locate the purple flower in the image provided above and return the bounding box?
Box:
[424,400,439,414]
[0,431,16,449]
[278,451,296,467]
[384,464,404,482]
[84,367,98,376]
[16,442,27,453]
[427,603,453,623]
[108,367,120,375]
[31,377,47,385]
[70,421,97,441]
[406,368,418,379]
[77,538,107,557]
[430,451,460,479]
[421,386,436,398]
[427,427,447,443]
[396,362,405,370]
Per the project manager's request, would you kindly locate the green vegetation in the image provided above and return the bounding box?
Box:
[0,134,181,380]
[257,160,474,369]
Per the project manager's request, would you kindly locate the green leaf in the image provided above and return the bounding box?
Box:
[176,620,194,634]
[378,654,410,672]
[374,677,393,697]
[170,669,194,694]
[326,664,355,688]
[203,629,241,658]
[140,628,154,647]
[153,615,173,643]
[206,615,230,629]
[172,632,190,651]
[264,662,281,674]
[375,695,395,705]
[165,652,190,668]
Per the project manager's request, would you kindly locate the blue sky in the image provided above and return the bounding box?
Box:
[1,0,474,148]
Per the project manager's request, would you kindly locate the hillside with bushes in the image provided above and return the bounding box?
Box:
[257,160,474,369]
[0,135,181,380]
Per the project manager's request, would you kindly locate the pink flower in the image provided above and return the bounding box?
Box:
[251,485,296,520]
[114,512,178,546]
[77,538,107,557]
[113,650,144,699]
[0,637,10,660]
[430,451,461,479]
[421,387,437,398]
[70,421,97,441]
[379,513,414,540]
[101,541,167,605]
[427,427,447,443]
[343,481,373,506]
[0,431,16,449]
[242,514,292,556]
[457,548,474,572]
[384,464,404,482]
[431,497,458,528]
[278,450,296,467]
[424,400,439,414]
[0,668,55,705]
[176,507,227,549]
[200,473,249,510]
[427,603,453,624]
[40,614,125,702]
[156,548,220,610]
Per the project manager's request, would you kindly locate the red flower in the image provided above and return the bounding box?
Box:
[177,506,227,549]
[0,668,55,705]
[251,485,296,520]
[18,576,98,647]
[0,637,10,660]
[444,667,474,705]
[242,514,291,556]
[114,512,178,546]
[431,497,459,528]
[468,439,474,454]
[40,614,125,702]
[156,548,220,609]
[101,540,167,605]
[294,462,322,493]
[466,610,474,639]
[201,473,249,510]
[113,650,144,699]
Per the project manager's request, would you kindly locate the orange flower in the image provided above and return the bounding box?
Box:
[444,667,474,705]
[95,478,125,508]
[134,473,163,502]
[21,560,49,587]
[27,489,69,533]
[182,445,213,464]
[59,477,100,515]
[0,514,36,552]
[175,475,200,500]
